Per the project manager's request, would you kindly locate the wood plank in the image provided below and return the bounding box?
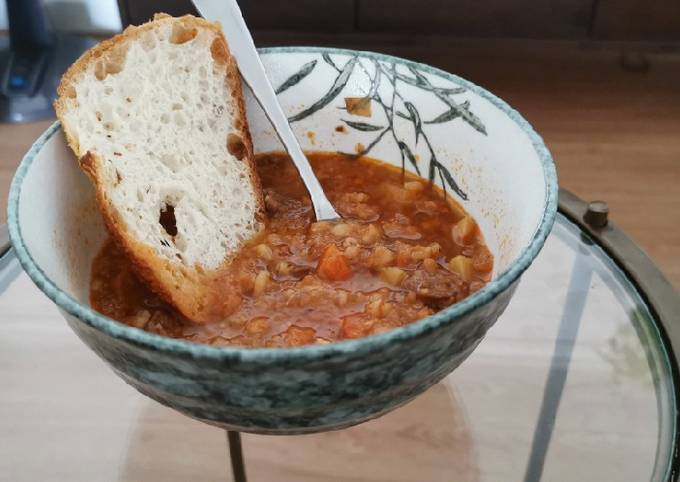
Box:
[119,0,355,31]
[124,0,198,25]
[242,384,480,482]
[357,0,593,38]
[241,0,355,32]
[593,0,680,41]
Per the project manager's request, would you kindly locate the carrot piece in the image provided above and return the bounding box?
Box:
[340,313,375,339]
[395,250,411,267]
[317,244,352,281]
[283,325,317,346]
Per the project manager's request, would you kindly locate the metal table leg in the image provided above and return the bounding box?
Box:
[227,431,247,482]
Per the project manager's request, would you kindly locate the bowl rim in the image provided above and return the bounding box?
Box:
[7,46,558,363]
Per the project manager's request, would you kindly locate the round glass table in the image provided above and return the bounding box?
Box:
[1,192,678,482]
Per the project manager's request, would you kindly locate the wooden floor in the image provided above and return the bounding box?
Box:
[1,39,679,288]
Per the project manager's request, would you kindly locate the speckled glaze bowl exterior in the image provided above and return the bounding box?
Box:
[62,283,516,433]
[8,48,557,434]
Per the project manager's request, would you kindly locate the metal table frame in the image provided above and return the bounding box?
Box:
[557,189,680,482]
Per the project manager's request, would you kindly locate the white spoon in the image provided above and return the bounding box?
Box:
[191,0,340,222]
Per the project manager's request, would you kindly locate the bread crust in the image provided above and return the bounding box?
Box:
[55,14,265,322]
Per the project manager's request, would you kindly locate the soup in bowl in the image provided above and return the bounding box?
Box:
[8,47,557,433]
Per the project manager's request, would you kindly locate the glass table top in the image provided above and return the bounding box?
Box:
[0,213,676,482]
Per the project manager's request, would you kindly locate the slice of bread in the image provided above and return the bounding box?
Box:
[55,14,264,322]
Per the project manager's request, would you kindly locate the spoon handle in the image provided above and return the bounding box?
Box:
[191,0,340,221]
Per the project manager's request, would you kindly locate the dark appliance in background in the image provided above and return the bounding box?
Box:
[0,0,96,123]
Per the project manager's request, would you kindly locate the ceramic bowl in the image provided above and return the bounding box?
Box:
[8,47,557,434]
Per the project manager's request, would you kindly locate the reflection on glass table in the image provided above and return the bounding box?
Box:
[0,213,675,482]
